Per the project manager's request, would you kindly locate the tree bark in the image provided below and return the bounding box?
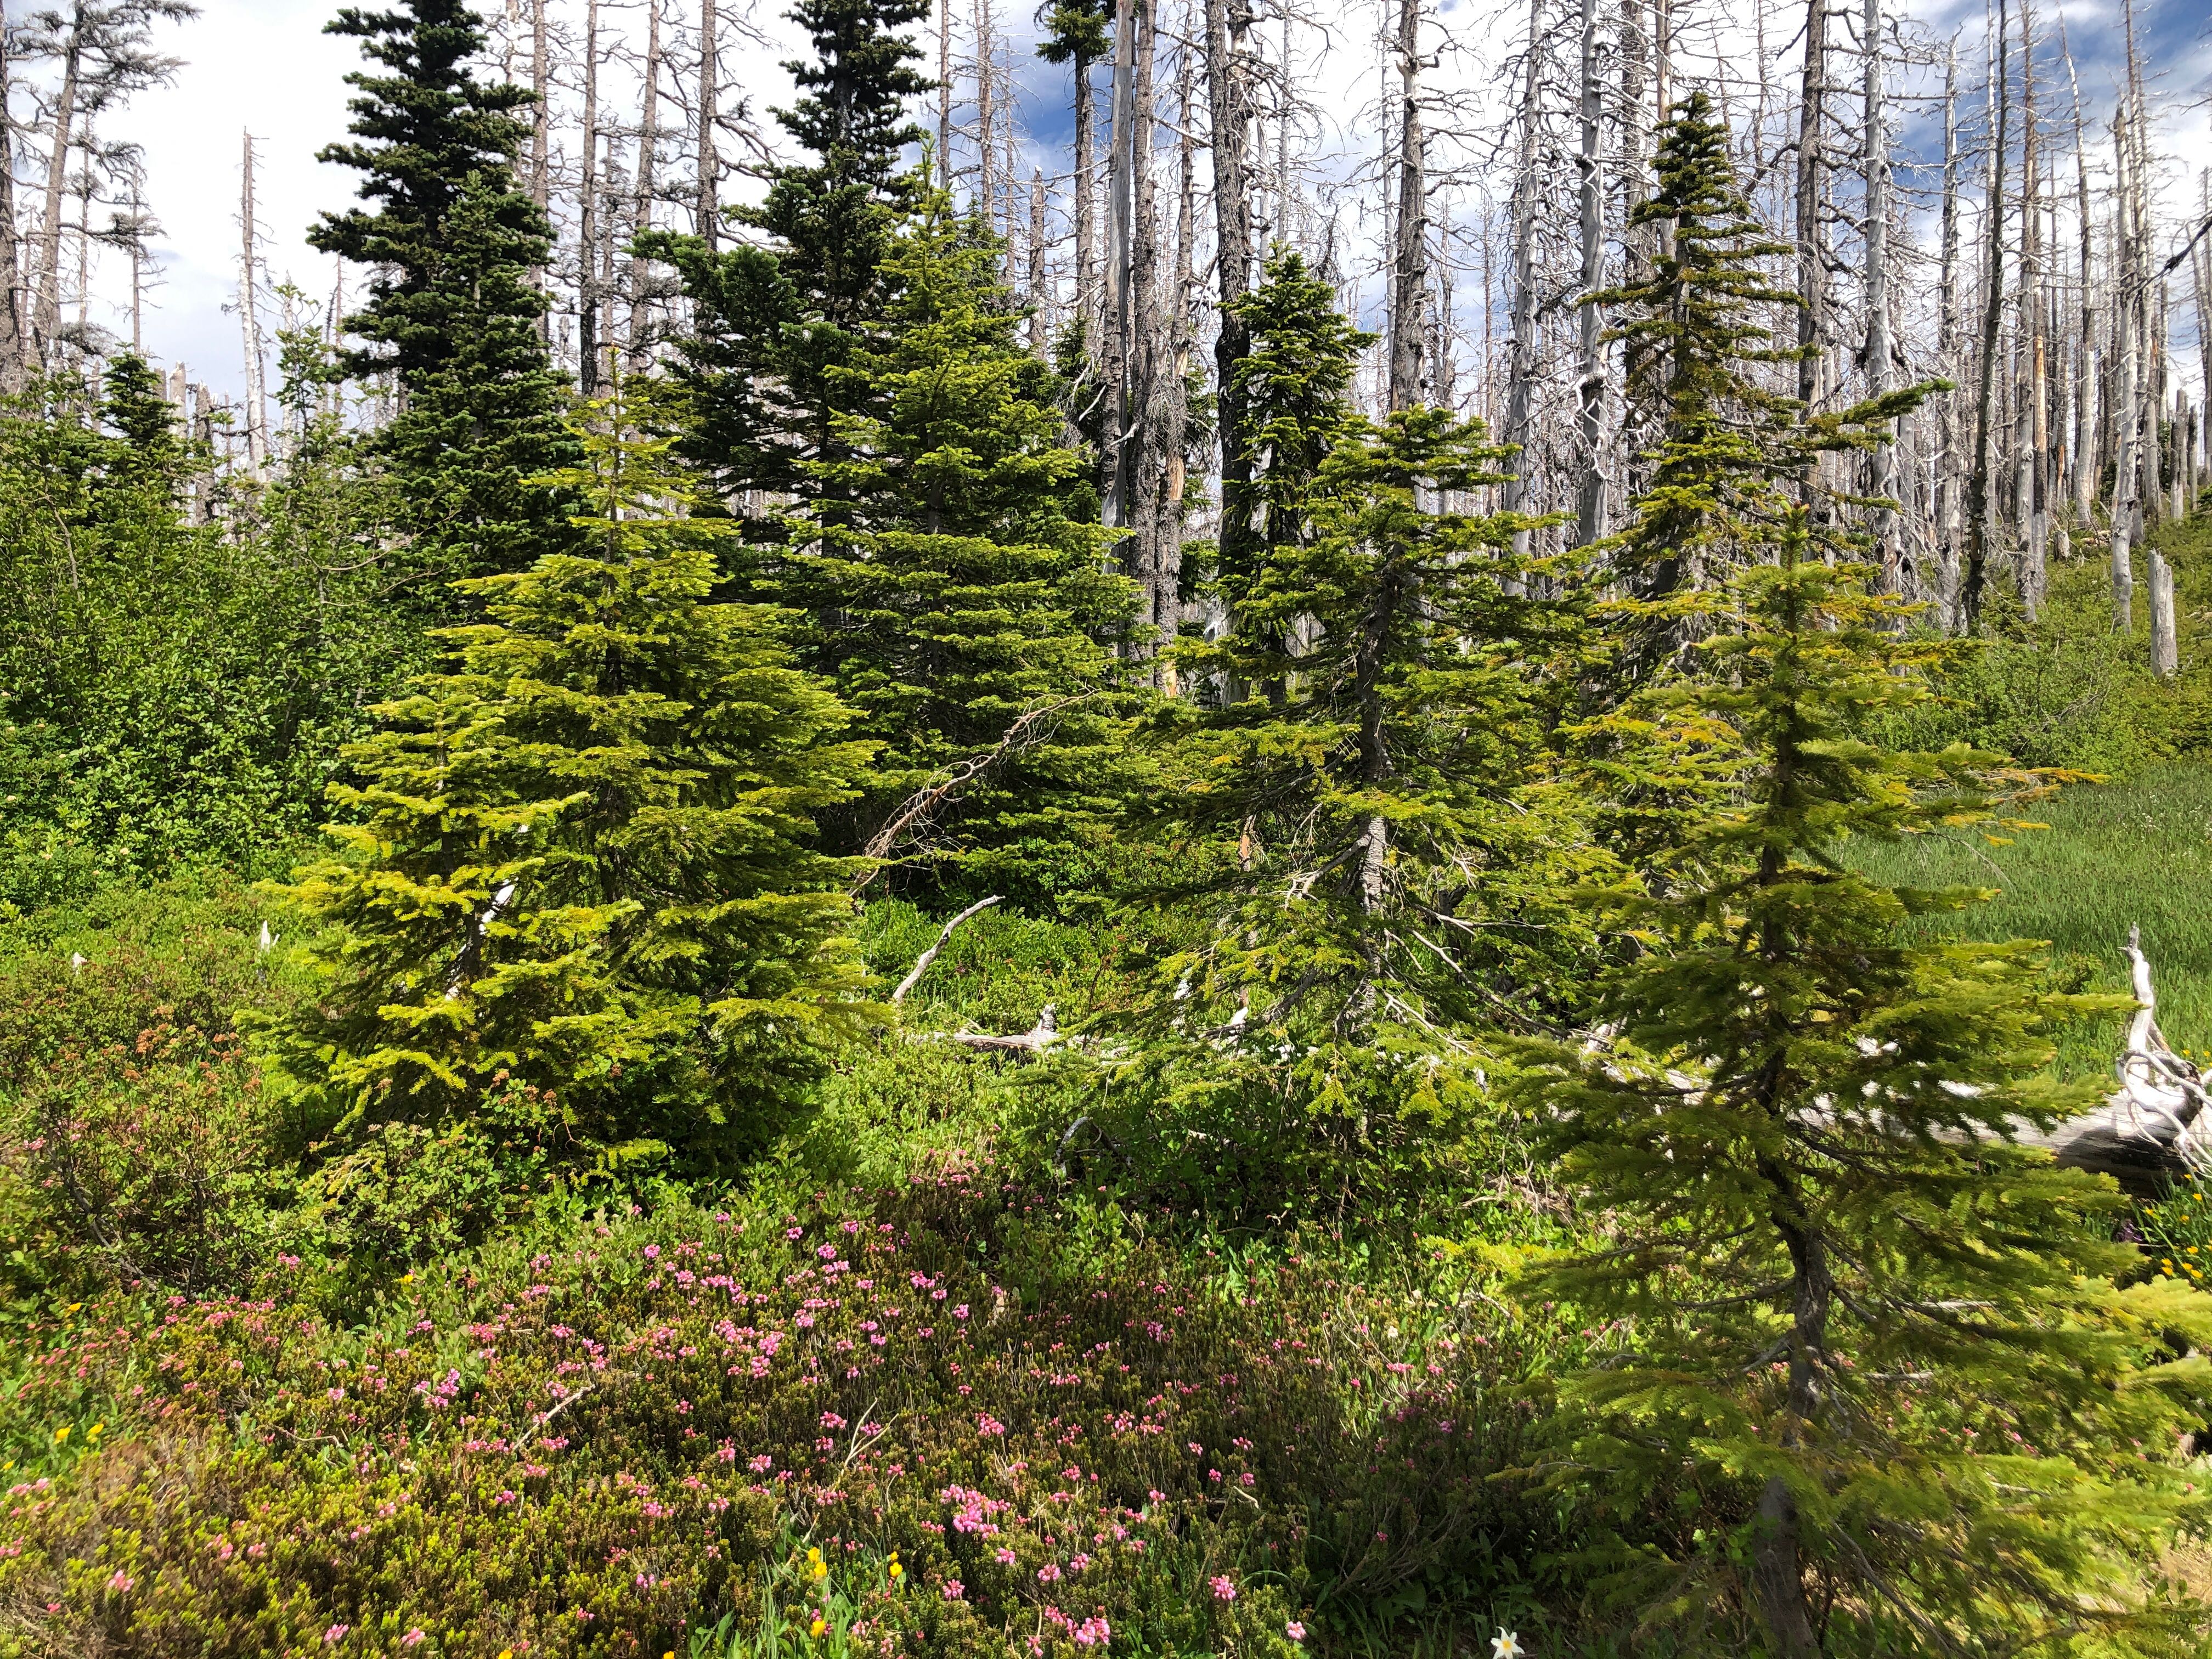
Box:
[629,0,662,363]
[1793,0,1829,432]
[1963,0,2010,628]
[2150,549,2177,676]
[1073,41,1096,329]
[1936,43,1961,628]
[579,0,602,391]
[239,131,267,470]
[0,21,24,390]
[697,0,718,246]
[1863,0,1898,588]
[938,0,954,189]
[1387,0,1426,413]
[2063,25,2096,521]
[1203,0,1254,599]
[1028,170,1048,353]
[2108,98,2141,630]
[975,0,997,224]
[1502,0,1544,575]
[1102,0,1136,532]
[2015,0,2044,616]
[34,4,85,365]
[1571,0,1605,543]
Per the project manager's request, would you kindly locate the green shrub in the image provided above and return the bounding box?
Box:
[0,1182,1567,1657]
[0,882,303,1304]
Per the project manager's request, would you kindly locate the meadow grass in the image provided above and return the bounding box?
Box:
[1850,765,2212,1076]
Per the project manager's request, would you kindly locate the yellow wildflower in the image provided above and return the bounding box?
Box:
[811,1618,828,1638]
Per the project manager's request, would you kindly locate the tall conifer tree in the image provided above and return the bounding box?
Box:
[641,0,932,515]
[310,0,573,586]
[1595,92,1922,679]
[777,191,1135,884]
[1102,257,1589,1197]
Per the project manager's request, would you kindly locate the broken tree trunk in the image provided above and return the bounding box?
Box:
[2004,928,2207,1189]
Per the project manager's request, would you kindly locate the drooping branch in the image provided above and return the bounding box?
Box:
[855,693,1102,884]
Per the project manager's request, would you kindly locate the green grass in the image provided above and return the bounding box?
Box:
[1850,765,2212,1076]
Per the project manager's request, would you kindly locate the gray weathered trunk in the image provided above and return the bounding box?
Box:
[1386,0,1426,413]
[1571,0,1605,544]
[696,0,718,245]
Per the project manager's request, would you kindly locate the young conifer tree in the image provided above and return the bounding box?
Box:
[1519,513,2212,1652]
[310,0,573,588]
[264,398,876,1175]
[1104,252,1589,1198]
[777,187,1135,885]
[1217,249,1370,675]
[1595,92,1921,680]
[640,0,931,514]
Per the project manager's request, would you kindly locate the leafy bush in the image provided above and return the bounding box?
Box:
[1,1019,291,1296]
[0,882,302,1303]
[0,1182,1567,1657]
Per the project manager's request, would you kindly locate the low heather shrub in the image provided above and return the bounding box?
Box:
[0,1176,1561,1657]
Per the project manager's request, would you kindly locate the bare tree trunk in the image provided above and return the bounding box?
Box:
[1502,0,1543,573]
[579,0,602,391]
[1203,0,1255,608]
[1963,0,2009,628]
[1862,0,1898,589]
[2109,99,2139,631]
[1029,170,1048,353]
[1129,0,1178,661]
[0,21,24,390]
[239,131,267,470]
[1103,0,1136,530]
[531,0,550,207]
[1793,0,1829,436]
[1571,0,1604,541]
[2193,171,2212,505]
[697,0,719,246]
[629,0,662,363]
[2063,24,2096,521]
[34,6,85,365]
[975,0,996,219]
[1073,41,1097,329]
[2015,0,2045,614]
[1150,29,1197,686]
[1387,0,1426,413]
[1936,42,1961,628]
[938,0,954,188]
[2151,548,2176,676]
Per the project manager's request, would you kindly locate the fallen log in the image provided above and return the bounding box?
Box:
[947,1003,1060,1057]
[2011,927,2208,1191]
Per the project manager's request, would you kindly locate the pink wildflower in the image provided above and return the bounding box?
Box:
[106,1571,133,1593]
[940,1579,965,1601]
[1286,1623,1307,1642]
[1209,1576,1237,1602]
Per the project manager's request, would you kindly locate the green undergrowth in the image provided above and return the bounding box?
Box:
[0,1182,1605,1659]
